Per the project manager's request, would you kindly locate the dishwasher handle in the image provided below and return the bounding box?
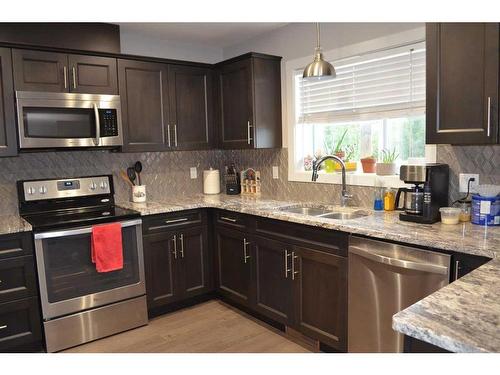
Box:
[349,245,449,275]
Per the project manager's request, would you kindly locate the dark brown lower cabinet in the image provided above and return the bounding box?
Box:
[215,227,252,307]
[143,224,211,313]
[293,245,347,351]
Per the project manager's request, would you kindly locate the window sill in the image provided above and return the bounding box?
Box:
[289,170,409,188]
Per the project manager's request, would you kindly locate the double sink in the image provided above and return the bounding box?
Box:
[278,205,370,220]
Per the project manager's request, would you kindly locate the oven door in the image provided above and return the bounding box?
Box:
[34,219,145,320]
[16,91,123,149]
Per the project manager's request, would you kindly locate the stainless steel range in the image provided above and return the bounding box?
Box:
[17,175,147,352]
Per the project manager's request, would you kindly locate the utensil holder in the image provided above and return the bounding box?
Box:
[131,185,147,203]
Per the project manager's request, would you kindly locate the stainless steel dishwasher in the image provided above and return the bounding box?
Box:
[348,236,450,353]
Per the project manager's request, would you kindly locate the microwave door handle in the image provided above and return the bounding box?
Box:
[93,103,101,146]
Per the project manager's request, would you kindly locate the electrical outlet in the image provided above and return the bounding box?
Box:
[459,173,479,193]
[272,166,279,179]
[190,167,197,179]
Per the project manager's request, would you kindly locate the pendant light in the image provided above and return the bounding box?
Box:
[303,23,336,80]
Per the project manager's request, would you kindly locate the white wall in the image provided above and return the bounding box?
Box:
[120,28,223,63]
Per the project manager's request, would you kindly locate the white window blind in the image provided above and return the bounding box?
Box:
[297,41,425,123]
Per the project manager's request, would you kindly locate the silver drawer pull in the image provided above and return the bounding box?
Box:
[179,234,185,258]
[284,250,291,278]
[291,252,299,280]
[0,325,7,330]
[165,218,189,224]
[220,216,237,223]
[172,234,178,259]
[243,238,251,263]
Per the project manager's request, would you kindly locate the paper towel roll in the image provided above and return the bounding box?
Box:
[203,168,220,195]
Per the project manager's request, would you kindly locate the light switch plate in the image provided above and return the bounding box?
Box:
[190,167,197,179]
[272,166,279,179]
[459,173,479,193]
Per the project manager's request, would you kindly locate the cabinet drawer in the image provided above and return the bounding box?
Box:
[143,210,205,234]
[0,232,34,260]
[215,210,253,230]
[0,297,42,352]
[0,256,37,303]
[255,217,348,257]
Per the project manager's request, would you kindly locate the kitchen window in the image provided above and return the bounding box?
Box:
[287,40,435,187]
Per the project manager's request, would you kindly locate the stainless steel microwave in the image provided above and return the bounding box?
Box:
[16,91,123,149]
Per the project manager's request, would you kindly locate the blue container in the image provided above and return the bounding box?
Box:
[471,194,500,226]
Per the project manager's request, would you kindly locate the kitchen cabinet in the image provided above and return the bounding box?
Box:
[215,226,253,307]
[451,252,490,281]
[217,53,282,149]
[0,47,17,157]
[426,23,499,144]
[118,59,170,152]
[142,210,211,314]
[168,65,214,150]
[12,49,118,94]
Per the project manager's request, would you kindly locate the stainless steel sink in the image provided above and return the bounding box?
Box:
[279,205,370,220]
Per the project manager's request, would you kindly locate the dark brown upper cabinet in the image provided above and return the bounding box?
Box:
[168,65,214,150]
[12,49,118,94]
[217,53,282,149]
[118,59,170,152]
[67,54,118,94]
[426,23,499,144]
[0,48,17,157]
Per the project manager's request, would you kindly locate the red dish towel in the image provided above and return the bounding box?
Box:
[91,222,123,273]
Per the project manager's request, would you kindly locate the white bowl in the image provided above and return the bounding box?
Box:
[476,184,500,197]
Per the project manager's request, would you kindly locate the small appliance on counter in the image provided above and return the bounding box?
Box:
[225,164,241,195]
[395,163,449,224]
[203,168,221,195]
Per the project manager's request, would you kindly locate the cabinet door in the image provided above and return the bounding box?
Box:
[177,226,211,299]
[426,23,499,144]
[215,227,252,306]
[252,236,294,325]
[218,58,253,149]
[169,65,214,150]
[143,231,178,310]
[68,54,118,94]
[292,246,347,351]
[0,48,17,157]
[452,252,490,281]
[12,49,68,92]
[0,256,37,304]
[118,59,170,152]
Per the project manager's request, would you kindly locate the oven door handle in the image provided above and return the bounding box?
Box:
[34,219,142,239]
[93,102,101,146]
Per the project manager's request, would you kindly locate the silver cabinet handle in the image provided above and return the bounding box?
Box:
[167,124,171,147]
[284,249,291,278]
[165,218,188,224]
[72,66,77,89]
[63,66,68,89]
[247,121,253,145]
[0,325,7,330]
[172,234,178,259]
[173,124,178,147]
[93,103,101,146]
[243,238,251,264]
[291,251,299,280]
[454,260,460,281]
[179,234,185,258]
[487,96,491,137]
[220,216,237,223]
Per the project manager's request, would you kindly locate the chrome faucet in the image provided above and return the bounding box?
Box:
[312,155,353,207]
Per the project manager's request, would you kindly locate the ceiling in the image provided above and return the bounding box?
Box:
[117,23,288,48]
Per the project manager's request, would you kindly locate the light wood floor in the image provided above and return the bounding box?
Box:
[64,300,312,353]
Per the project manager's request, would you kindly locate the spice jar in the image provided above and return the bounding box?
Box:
[454,199,471,222]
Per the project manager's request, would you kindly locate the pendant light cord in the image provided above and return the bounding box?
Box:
[316,22,321,49]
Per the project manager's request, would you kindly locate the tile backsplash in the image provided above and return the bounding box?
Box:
[0,145,498,215]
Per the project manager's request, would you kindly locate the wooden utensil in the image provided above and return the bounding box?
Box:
[120,170,134,187]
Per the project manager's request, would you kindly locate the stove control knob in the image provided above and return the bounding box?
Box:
[89,182,97,191]
[100,181,108,190]
[27,186,35,195]
[39,186,48,195]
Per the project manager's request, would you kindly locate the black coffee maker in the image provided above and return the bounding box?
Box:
[395,163,449,224]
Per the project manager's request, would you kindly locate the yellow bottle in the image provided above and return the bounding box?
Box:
[384,188,396,211]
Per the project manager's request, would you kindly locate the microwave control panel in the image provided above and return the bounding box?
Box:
[98,109,119,137]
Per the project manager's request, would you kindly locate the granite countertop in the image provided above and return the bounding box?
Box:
[119,193,500,353]
[0,214,32,236]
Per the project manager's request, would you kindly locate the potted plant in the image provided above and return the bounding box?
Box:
[324,129,348,173]
[376,148,399,176]
[335,144,357,172]
[360,155,377,173]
